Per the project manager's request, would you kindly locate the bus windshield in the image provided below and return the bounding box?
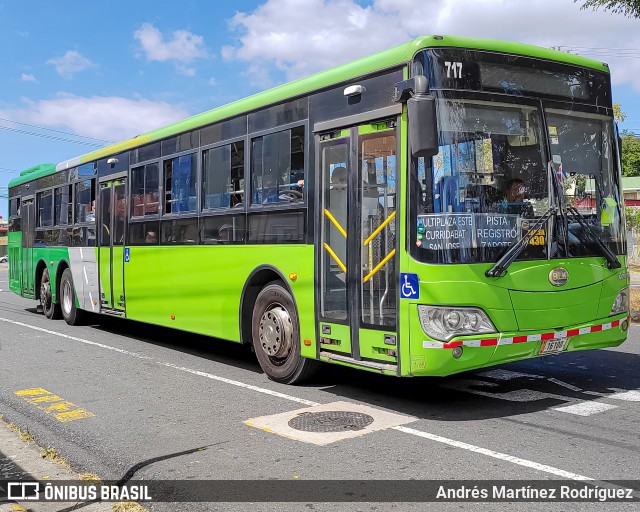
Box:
[547,109,624,258]
[413,98,549,264]
[411,99,624,264]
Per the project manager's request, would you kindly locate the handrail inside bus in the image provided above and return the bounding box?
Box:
[323,209,347,238]
[363,211,396,246]
[363,249,396,283]
[323,243,346,273]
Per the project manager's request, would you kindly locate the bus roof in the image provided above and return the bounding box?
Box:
[9,35,609,189]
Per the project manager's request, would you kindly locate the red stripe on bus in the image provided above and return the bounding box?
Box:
[566,329,580,337]
[611,319,620,327]
[444,341,463,349]
[480,339,498,346]
[541,333,555,341]
[512,336,528,343]
[590,325,603,332]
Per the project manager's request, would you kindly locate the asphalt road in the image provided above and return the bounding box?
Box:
[1,262,639,511]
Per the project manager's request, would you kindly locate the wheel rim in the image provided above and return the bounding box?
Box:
[40,273,51,311]
[62,280,73,316]
[258,304,293,358]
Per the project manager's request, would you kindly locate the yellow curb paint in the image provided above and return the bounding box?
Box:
[56,409,95,422]
[15,388,50,396]
[42,402,76,413]
[28,395,63,404]
[15,388,94,423]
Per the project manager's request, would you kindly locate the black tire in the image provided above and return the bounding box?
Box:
[60,268,84,326]
[40,267,61,319]
[251,282,320,384]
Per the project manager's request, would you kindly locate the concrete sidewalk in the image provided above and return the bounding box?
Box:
[0,418,119,512]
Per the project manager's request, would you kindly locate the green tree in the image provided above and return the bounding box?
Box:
[576,0,640,17]
[622,133,640,176]
[612,104,640,177]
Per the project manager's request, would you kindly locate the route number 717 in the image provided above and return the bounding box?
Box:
[445,61,463,79]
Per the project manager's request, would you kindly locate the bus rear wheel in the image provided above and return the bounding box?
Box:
[60,268,84,326]
[251,282,319,384]
[40,268,61,319]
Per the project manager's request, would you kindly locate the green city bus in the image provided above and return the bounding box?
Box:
[7,35,630,384]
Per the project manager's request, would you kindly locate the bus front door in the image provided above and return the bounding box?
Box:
[20,197,35,298]
[317,121,398,369]
[98,178,127,312]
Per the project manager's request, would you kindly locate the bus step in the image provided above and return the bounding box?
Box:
[319,351,397,372]
[101,308,125,317]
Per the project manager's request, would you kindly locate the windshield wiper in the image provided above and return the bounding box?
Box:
[565,205,621,269]
[485,206,557,278]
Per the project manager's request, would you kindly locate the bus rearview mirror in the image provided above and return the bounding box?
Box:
[408,93,439,159]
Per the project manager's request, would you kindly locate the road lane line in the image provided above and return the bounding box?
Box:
[0,317,152,360]
[547,377,583,392]
[0,315,622,483]
[392,426,593,481]
[160,362,320,406]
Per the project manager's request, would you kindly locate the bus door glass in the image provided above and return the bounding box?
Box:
[20,197,35,297]
[98,178,126,311]
[318,121,398,365]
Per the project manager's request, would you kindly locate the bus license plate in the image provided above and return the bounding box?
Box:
[539,337,569,355]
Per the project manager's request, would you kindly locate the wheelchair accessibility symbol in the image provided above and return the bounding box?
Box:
[400,273,419,299]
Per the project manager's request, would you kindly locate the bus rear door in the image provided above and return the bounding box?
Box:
[98,178,127,312]
[20,196,35,298]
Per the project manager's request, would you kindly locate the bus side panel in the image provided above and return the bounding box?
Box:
[122,245,316,350]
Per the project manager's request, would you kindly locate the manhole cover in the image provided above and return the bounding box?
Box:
[288,411,374,432]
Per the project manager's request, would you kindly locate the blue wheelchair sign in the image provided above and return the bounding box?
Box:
[124,247,130,263]
[400,273,419,299]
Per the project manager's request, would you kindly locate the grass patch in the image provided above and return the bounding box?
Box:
[40,446,70,468]
[79,473,102,481]
[112,503,149,512]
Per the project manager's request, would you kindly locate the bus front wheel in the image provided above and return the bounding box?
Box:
[40,268,61,320]
[251,282,319,384]
[60,268,84,326]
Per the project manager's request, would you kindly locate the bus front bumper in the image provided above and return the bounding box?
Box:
[409,312,629,377]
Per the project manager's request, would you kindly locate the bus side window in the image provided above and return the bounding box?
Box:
[251,125,305,205]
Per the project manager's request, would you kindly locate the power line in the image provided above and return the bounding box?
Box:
[0,117,113,144]
[0,125,105,147]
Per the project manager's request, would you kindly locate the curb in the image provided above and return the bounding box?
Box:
[0,417,113,512]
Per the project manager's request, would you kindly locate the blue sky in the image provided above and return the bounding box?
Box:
[1,0,639,218]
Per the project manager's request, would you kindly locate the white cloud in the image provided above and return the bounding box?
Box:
[20,73,36,82]
[134,23,208,69]
[2,94,189,142]
[46,50,97,78]
[222,0,640,91]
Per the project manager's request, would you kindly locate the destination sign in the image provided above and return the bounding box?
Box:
[417,213,522,250]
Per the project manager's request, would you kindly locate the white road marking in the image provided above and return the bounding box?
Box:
[161,362,319,406]
[547,377,583,392]
[0,318,152,360]
[553,401,618,416]
[476,369,545,380]
[608,390,640,401]
[392,426,593,481]
[0,315,628,484]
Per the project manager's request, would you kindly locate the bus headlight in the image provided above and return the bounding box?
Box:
[610,288,629,316]
[418,306,496,342]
